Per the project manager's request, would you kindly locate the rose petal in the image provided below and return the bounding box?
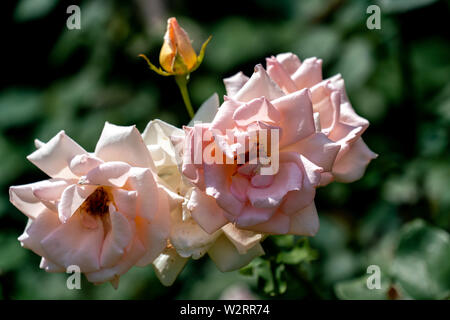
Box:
[189,93,220,125]
[276,52,302,75]
[271,89,316,147]
[203,163,244,216]
[246,162,302,209]
[170,206,221,259]
[100,208,133,268]
[288,202,319,236]
[291,57,323,90]
[135,187,170,266]
[243,210,290,234]
[41,211,104,273]
[332,138,378,183]
[58,184,97,223]
[69,154,104,177]
[187,188,228,234]
[236,205,278,227]
[152,247,189,287]
[233,97,281,127]
[27,131,87,179]
[94,122,155,170]
[224,71,250,97]
[111,189,138,220]
[85,237,146,284]
[266,56,298,93]
[207,235,264,272]
[126,167,159,221]
[222,223,262,254]
[281,132,340,172]
[18,209,60,257]
[86,161,131,188]
[234,64,284,103]
[10,182,55,219]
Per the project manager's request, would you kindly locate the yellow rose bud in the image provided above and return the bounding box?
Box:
[159,17,198,74]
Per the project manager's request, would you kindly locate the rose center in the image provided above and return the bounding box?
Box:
[81,187,111,217]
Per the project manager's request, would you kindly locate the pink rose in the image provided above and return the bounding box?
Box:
[181,64,343,235]
[9,123,173,287]
[264,53,378,185]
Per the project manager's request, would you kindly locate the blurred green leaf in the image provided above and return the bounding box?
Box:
[378,0,439,13]
[392,219,450,299]
[276,239,318,264]
[335,273,391,300]
[0,234,27,274]
[14,0,58,22]
[0,89,42,129]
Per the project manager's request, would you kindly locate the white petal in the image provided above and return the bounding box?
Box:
[27,131,87,179]
[94,122,155,170]
[152,247,189,287]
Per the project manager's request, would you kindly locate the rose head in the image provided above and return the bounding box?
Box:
[181,54,376,236]
[9,123,173,287]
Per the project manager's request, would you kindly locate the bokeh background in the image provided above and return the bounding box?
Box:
[0,0,449,299]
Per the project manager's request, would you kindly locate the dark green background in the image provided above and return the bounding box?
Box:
[0,0,449,299]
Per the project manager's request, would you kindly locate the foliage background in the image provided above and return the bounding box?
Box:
[0,0,449,299]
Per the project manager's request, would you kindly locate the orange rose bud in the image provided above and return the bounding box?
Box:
[159,18,198,74]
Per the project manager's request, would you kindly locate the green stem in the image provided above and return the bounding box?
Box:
[175,75,195,119]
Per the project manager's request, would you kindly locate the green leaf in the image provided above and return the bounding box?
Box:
[276,239,318,265]
[0,234,27,274]
[14,0,58,22]
[0,89,42,129]
[392,219,450,299]
[335,274,391,300]
[377,0,438,13]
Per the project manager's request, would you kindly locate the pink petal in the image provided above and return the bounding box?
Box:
[234,64,284,103]
[266,56,298,93]
[281,132,340,172]
[69,154,104,177]
[39,257,65,273]
[233,97,281,127]
[27,131,87,179]
[243,210,291,234]
[207,235,264,272]
[276,52,302,75]
[332,138,378,183]
[10,182,55,219]
[18,209,60,257]
[210,98,242,133]
[271,89,316,147]
[58,184,96,223]
[187,188,228,234]
[222,223,262,254]
[236,205,278,227]
[40,211,104,273]
[111,189,138,220]
[288,202,319,236]
[291,57,323,90]
[135,187,171,266]
[203,163,245,216]
[246,162,302,209]
[100,208,133,268]
[85,161,131,187]
[250,174,274,188]
[230,174,250,203]
[94,122,155,170]
[85,237,146,284]
[126,167,159,221]
[31,179,71,202]
[223,71,250,97]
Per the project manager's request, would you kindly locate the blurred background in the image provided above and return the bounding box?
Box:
[0,0,449,299]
